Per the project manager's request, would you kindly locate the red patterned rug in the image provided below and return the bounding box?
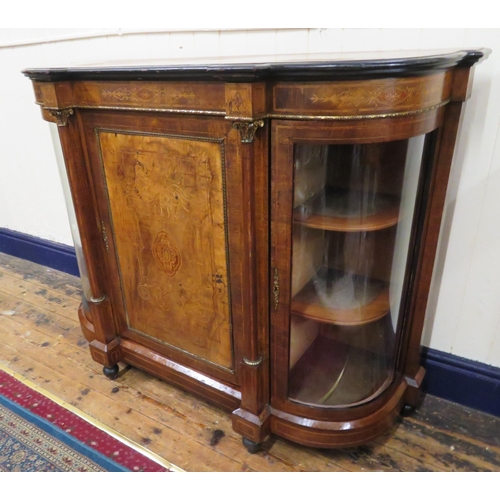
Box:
[0,367,179,472]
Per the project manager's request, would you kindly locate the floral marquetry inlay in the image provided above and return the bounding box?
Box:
[273,72,452,116]
[229,91,244,112]
[309,85,423,108]
[152,231,182,277]
[101,87,195,104]
[98,130,233,369]
[69,81,226,112]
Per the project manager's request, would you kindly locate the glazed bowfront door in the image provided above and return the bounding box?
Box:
[270,113,440,437]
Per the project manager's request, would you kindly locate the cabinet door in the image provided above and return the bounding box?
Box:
[80,110,248,385]
[271,114,440,417]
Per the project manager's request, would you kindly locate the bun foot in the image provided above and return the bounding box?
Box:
[103,364,119,380]
[242,437,262,454]
[401,403,416,416]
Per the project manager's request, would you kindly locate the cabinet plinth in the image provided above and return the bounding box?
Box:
[24,48,489,450]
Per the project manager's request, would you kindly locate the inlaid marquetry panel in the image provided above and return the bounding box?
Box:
[98,130,233,369]
[73,81,226,113]
[272,72,452,117]
[225,83,267,118]
[32,81,74,109]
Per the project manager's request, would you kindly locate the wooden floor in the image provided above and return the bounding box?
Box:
[1,252,499,472]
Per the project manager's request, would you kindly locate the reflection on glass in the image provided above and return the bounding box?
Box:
[289,138,426,408]
[50,123,92,311]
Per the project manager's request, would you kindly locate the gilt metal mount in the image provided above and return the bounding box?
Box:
[101,221,109,252]
[273,268,279,311]
[48,108,74,127]
[243,356,264,367]
[89,294,106,304]
[232,120,264,143]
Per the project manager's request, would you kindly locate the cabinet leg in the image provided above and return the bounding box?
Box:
[401,403,416,416]
[404,366,425,413]
[103,364,119,380]
[242,437,262,454]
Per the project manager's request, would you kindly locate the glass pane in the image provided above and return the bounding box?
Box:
[50,123,92,310]
[289,137,426,408]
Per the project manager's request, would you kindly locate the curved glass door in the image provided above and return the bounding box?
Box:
[289,137,426,408]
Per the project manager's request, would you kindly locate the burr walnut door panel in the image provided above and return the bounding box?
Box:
[82,112,246,380]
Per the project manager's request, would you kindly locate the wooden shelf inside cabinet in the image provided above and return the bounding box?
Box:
[291,270,390,326]
[294,189,400,232]
[289,335,392,408]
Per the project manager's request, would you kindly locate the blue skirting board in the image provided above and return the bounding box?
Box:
[421,347,500,418]
[1,227,499,418]
[0,227,79,277]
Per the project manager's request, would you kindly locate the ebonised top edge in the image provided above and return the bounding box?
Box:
[22,49,491,82]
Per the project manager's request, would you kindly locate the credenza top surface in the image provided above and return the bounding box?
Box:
[23,49,489,82]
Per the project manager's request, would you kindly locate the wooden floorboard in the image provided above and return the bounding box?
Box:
[1,252,499,472]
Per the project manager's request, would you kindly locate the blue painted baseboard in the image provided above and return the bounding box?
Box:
[421,347,500,418]
[0,228,79,277]
[1,228,499,417]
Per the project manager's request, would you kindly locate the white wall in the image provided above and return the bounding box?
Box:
[1,28,499,368]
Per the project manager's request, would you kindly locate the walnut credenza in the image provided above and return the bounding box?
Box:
[24,49,489,452]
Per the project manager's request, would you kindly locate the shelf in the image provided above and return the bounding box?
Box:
[294,189,400,232]
[289,335,392,408]
[291,270,390,326]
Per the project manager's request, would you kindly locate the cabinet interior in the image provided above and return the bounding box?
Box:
[289,138,424,407]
